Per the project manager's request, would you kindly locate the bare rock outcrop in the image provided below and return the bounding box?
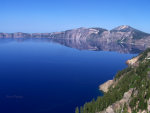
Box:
[147,98,150,112]
[99,80,114,93]
[99,88,133,113]
[126,56,140,66]
[1,26,150,54]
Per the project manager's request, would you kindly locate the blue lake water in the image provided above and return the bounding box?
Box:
[0,39,136,113]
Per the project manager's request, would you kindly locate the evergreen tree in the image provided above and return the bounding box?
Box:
[75,107,79,113]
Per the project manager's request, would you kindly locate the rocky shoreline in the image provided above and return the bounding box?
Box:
[99,55,140,93]
[99,80,114,93]
[96,49,150,113]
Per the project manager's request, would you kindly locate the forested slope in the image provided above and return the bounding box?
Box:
[76,48,150,113]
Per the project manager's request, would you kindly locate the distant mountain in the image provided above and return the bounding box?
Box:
[0,26,150,49]
[111,25,135,32]
[111,25,150,39]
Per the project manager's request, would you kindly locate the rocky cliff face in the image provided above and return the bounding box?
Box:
[0,26,150,46]
[77,48,150,113]
[0,27,107,39]
[99,80,114,93]
[1,26,150,53]
[99,88,134,113]
[50,26,149,53]
[98,49,150,113]
[126,55,140,66]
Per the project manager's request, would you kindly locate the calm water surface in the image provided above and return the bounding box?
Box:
[0,40,136,113]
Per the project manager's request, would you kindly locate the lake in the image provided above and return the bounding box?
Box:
[0,39,136,113]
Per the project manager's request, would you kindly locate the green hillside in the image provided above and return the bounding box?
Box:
[76,48,150,113]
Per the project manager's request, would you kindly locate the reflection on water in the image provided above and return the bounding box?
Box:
[0,38,137,113]
[0,38,146,54]
[6,95,24,99]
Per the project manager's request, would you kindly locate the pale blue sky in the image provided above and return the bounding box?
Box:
[0,0,150,33]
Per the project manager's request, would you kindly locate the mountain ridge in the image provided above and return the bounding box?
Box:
[0,25,149,37]
[1,25,150,51]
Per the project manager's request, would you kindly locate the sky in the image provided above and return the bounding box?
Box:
[0,0,150,33]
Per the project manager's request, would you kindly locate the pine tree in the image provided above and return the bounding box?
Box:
[75,107,79,113]
[80,106,83,113]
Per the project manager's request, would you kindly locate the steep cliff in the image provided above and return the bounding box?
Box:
[1,26,150,54]
[0,26,150,48]
[76,48,150,113]
[99,80,114,93]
